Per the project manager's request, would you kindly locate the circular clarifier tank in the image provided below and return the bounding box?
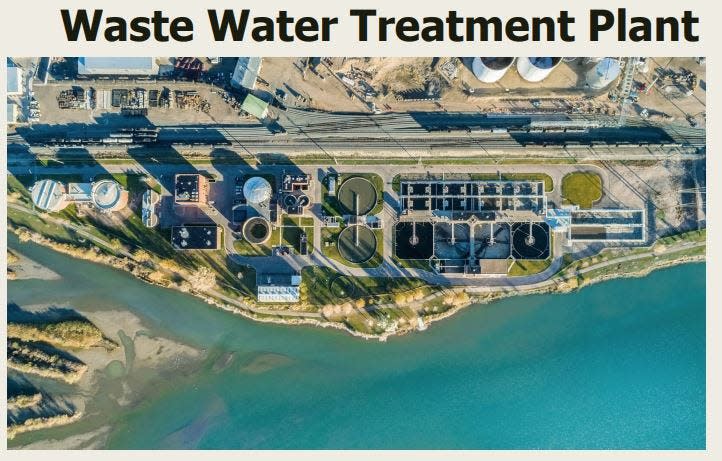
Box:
[243,217,272,244]
[338,225,377,264]
[30,179,69,212]
[92,179,128,212]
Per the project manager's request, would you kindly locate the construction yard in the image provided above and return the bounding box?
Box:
[257,57,706,125]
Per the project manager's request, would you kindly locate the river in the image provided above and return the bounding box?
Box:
[7,233,706,449]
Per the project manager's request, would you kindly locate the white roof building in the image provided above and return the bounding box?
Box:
[77,57,159,76]
[257,274,302,303]
[231,57,263,89]
[66,182,93,202]
[7,101,19,125]
[7,66,23,96]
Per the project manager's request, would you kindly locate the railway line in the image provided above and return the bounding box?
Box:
[7,110,705,160]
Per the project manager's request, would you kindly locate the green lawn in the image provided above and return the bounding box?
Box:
[280,217,314,254]
[322,173,384,216]
[233,226,280,256]
[321,226,383,268]
[391,256,434,272]
[302,266,434,306]
[508,258,552,276]
[562,172,603,209]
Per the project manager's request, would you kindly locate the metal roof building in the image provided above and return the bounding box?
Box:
[241,94,269,119]
[231,57,263,89]
[7,101,19,125]
[7,66,23,95]
[77,57,159,76]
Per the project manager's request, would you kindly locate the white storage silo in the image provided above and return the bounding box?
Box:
[30,179,69,212]
[517,57,562,82]
[471,57,515,83]
[585,58,622,90]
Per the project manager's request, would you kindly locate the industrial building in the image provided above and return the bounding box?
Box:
[231,57,263,89]
[281,172,312,215]
[241,94,269,119]
[29,178,128,213]
[7,101,19,125]
[76,57,159,76]
[399,179,547,219]
[174,174,208,205]
[256,273,302,303]
[7,65,23,96]
[171,225,221,250]
[142,189,160,228]
[546,208,646,243]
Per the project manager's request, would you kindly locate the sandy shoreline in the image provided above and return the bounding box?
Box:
[8,304,204,449]
[7,250,61,281]
[7,224,706,343]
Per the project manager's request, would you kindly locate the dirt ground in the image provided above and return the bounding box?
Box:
[31,81,255,127]
[597,159,703,236]
[15,56,705,128]
[258,57,706,123]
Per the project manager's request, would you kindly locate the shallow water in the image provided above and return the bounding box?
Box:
[7,233,706,449]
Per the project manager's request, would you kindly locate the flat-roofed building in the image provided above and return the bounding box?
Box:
[241,94,269,119]
[7,101,19,125]
[142,189,160,228]
[171,225,221,250]
[7,65,23,96]
[77,57,159,76]
[231,57,262,89]
[174,174,208,205]
[256,274,302,303]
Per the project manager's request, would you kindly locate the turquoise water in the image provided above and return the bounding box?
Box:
[7,235,706,449]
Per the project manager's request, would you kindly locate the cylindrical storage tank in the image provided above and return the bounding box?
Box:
[471,57,514,83]
[517,57,562,82]
[243,177,272,204]
[585,58,622,90]
[91,179,128,212]
[30,179,69,212]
